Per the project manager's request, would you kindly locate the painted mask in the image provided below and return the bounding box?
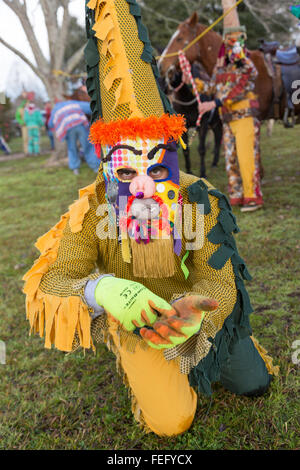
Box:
[102,136,181,246]
[226,34,246,64]
[90,114,186,278]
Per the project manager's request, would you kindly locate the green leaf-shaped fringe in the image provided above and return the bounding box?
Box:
[187,181,253,396]
[125,0,174,115]
[85,7,102,123]
[151,60,175,115]
[125,0,153,63]
[208,244,235,270]
[188,180,211,214]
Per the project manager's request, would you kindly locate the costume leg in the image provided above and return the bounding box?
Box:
[220,336,272,396]
[27,128,34,154]
[252,117,264,202]
[48,130,55,150]
[107,319,197,436]
[223,123,243,205]
[66,126,80,170]
[22,126,28,154]
[33,128,40,154]
[229,117,263,206]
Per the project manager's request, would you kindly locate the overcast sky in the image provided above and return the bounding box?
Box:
[0,0,85,97]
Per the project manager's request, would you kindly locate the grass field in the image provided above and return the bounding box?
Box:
[0,122,299,450]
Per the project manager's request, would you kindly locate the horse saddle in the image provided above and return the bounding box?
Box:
[259,40,280,56]
[274,47,300,111]
[275,46,300,66]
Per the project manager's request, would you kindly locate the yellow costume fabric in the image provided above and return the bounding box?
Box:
[23,170,278,434]
[108,316,197,436]
[23,171,236,356]
[199,55,264,206]
[228,117,256,200]
[21,126,28,154]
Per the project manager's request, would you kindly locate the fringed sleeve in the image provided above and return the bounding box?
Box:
[165,177,278,394]
[23,184,101,352]
[188,184,238,333]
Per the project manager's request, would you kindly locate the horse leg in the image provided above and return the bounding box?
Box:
[212,121,223,168]
[198,123,207,178]
[182,132,192,174]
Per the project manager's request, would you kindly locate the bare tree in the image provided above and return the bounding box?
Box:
[137,0,294,49]
[0,0,85,102]
[0,0,87,164]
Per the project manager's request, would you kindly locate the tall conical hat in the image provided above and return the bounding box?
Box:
[84,0,185,149]
[222,0,246,37]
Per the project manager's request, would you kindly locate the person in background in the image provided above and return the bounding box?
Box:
[0,129,11,155]
[197,3,263,213]
[44,101,55,151]
[24,102,44,156]
[48,100,99,175]
[15,94,28,155]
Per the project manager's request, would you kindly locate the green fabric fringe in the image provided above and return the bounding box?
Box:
[85,5,102,123]
[187,180,253,396]
[125,0,153,63]
[124,0,174,114]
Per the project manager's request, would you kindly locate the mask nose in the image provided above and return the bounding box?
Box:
[129,175,156,199]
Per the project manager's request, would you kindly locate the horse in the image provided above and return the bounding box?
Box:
[162,62,223,177]
[158,12,300,124]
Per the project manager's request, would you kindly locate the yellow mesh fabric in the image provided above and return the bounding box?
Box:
[115,0,163,118]
[25,169,238,375]
[90,0,164,121]
[163,176,237,372]
[22,183,100,352]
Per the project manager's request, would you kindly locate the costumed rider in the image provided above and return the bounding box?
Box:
[24,97,44,156]
[198,0,263,212]
[23,0,278,437]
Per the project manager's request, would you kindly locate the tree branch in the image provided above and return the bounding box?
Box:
[65,43,86,73]
[0,36,42,79]
[3,0,49,74]
[137,1,180,25]
[54,2,71,69]
[243,0,272,36]
[39,0,59,66]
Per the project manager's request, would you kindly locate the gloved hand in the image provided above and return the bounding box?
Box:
[94,276,174,331]
[140,295,219,350]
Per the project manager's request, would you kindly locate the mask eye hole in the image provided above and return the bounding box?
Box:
[148,165,169,181]
[116,168,138,181]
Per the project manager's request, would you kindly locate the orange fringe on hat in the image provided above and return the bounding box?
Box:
[89,114,186,147]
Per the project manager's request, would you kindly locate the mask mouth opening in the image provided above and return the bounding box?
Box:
[130,198,161,221]
[120,194,171,244]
